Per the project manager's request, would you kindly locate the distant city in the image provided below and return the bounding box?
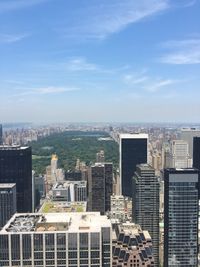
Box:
[0,122,200,267]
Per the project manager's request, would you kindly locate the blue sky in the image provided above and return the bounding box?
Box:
[0,0,200,123]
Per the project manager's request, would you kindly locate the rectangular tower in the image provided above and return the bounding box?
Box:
[0,124,2,145]
[120,133,148,197]
[193,136,200,170]
[0,183,16,228]
[169,140,190,168]
[88,163,113,214]
[164,168,199,267]
[132,164,160,267]
[0,146,32,212]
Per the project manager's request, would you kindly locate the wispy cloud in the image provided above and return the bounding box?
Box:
[159,39,200,64]
[65,57,98,71]
[144,79,177,92]
[0,33,28,44]
[0,0,49,12]
[123,70,181,93]
[13,86,79,97]
[59,0,169,41]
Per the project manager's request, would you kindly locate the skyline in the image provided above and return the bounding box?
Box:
[0,0,200,122]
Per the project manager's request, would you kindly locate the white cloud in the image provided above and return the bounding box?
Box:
[65,58,98,71]
[0,0,49,12]
[0,33,28,44]
[15,86,79,97]
[159,39,200,64]
[144,79,177,92]
[60,0,169,40]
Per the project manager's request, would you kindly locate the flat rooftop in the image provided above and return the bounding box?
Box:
[0,145,29,150]
[1,212,110,233]
[53,181,86,190]
[120,133,148,139]
[0,183,16,188]
[40,201,87,213]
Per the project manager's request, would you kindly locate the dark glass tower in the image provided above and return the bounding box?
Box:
[120,134,148,197]
[0,146,32,212]
[193,136,200,170]
[0,183,16,228]
[132,164,159,267]
[164,168,199,267]
[88,163,113,214]
[0,124,2,145]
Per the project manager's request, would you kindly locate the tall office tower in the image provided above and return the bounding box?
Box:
[0,183,16,228]
[164,168,199,267]
[0,146,32,212]
[132,164,159,267]
[193,137,200,170]
[169,140,190,168]
[120,133,148,197]
[96,150,105,162]
[181,128,200,158]
[112,222,155,267]
[0,124,2,145]
[51,154,58,182]
[88,163,113,214]
[0,212,112,267]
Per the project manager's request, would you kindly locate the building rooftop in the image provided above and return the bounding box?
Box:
[0,183,16,188]
[0,145,29,150]
[40,201,87,213]
[1,212,110,233]
[120,133,148,139]
[53,181,86,190]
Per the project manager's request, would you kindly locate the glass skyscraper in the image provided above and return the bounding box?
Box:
[132,164,159,267]
[0,146,32,212]
[120,134,148,197]
[164,168,199,267]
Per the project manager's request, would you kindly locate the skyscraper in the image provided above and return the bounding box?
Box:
[0,183,16,228]
[169,140,190,168]
[0,146,32,212]
[164,168,199,267]
[181,128,200,158]
[96,150,105,162]
[88,162,113,214]
[193,137,200,170]
[120,133,148,197]
[0,124,2,145]
[132,164,159,267]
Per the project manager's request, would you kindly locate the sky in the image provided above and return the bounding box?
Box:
[0,0,200,123]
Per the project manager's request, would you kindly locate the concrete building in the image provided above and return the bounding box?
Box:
[52,181,87,202]
[132,164,159,267]
[164,168,199,267]
[120,133,148,197]
[88,163,113,214]
[112,222,154,267]
[96,150,105,163]
[0,183,16,228]
[51,154,58,184]
[0,146,32,212]
[110,195,132,222]
[169,140,190,168]
[0,212,112,267]
[181,128,200,159]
